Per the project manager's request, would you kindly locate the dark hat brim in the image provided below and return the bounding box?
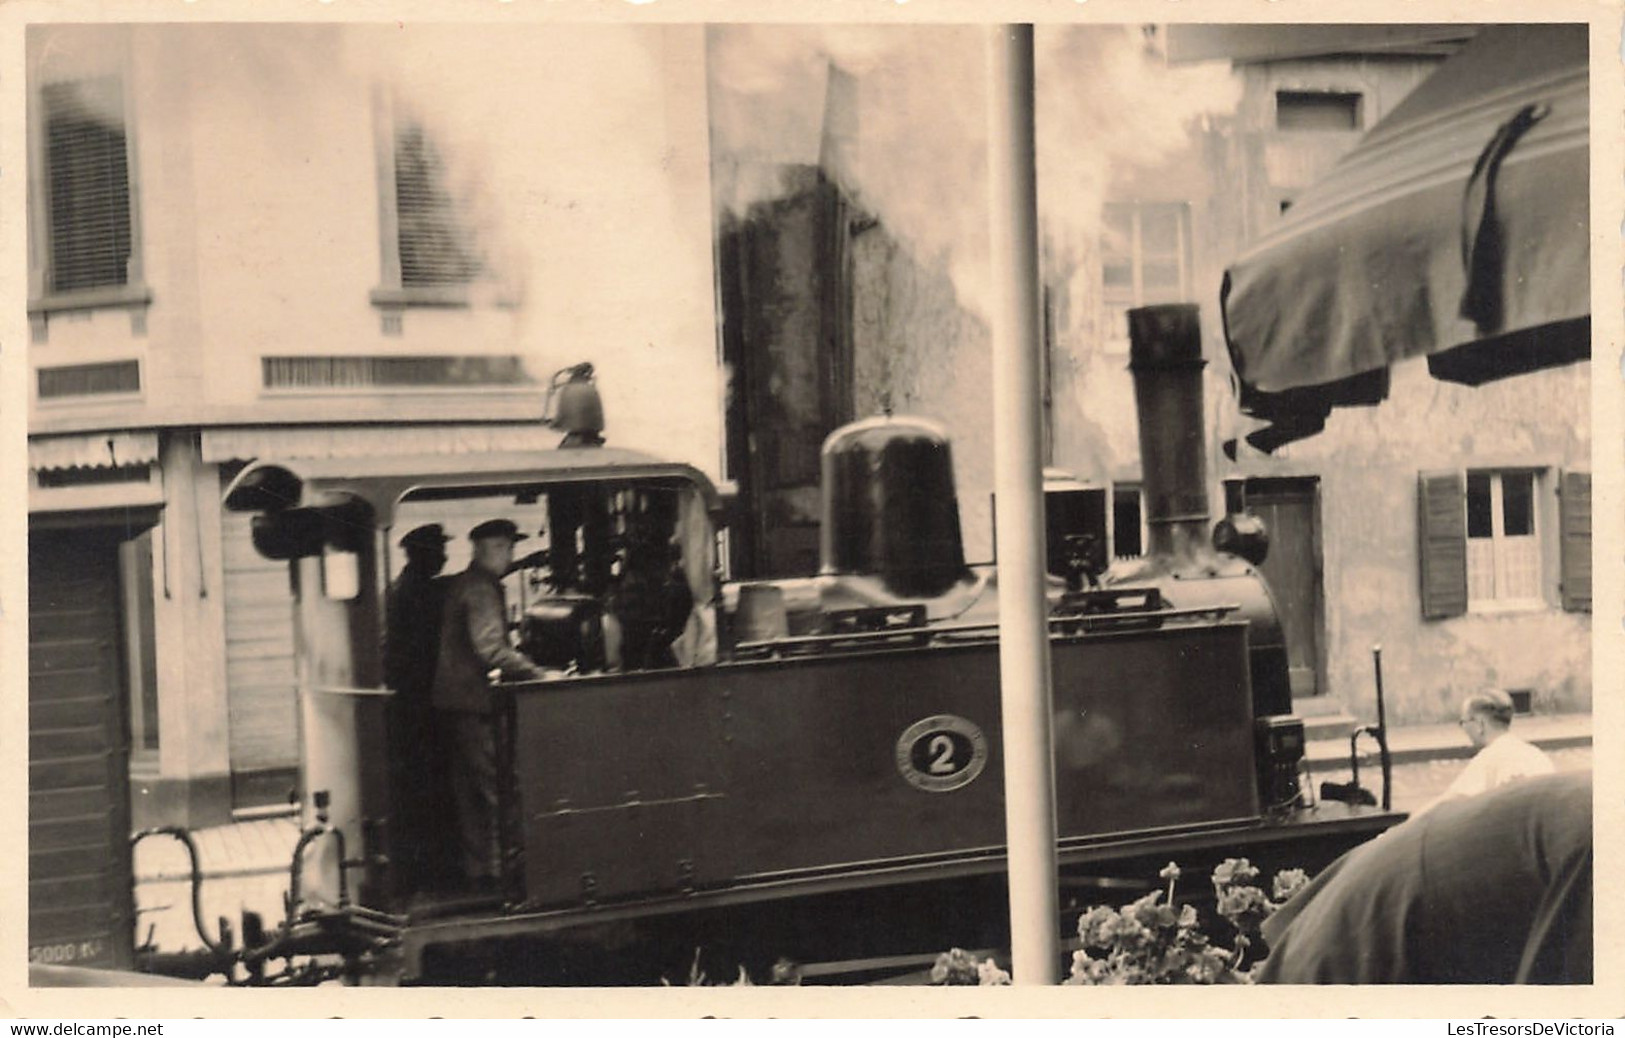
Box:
[469,522,528,542]
[400,527,454,548]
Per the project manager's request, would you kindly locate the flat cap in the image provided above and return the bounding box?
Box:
[399,523,452,549]
[469,518,528,543]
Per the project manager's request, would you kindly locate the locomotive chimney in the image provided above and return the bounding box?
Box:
[1127,304,1211,560]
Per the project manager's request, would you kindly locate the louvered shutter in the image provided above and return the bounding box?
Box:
[43,78,133,293]
[1418,470,1468,619]
[393,123,482,287]
[1559,470,1591,613]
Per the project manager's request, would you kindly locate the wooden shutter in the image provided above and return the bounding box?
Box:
[1559,470,1591,613]
[221,509,299,783]
[1418,470,1468,619]
[393,122,482,287]
[43,78,133,293]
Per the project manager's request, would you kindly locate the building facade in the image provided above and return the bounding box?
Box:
[27,22,1590,835]
[707,24,1591,729]
[26,23,722,827]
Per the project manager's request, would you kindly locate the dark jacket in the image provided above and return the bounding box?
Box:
[384,565,445,701]
[431,565,544,714]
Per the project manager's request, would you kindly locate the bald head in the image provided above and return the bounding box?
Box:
[1460,688,1516,748]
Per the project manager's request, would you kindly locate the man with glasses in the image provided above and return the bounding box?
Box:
[1414,687,1554,819]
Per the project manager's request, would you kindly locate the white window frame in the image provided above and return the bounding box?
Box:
[27,42,152,341]
[1100,202,1192,354]
[1465,469,1545,612]
[1110,481,1148,561]
[370,90,515,326]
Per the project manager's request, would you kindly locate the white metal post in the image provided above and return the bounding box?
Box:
[987,23,1062,985]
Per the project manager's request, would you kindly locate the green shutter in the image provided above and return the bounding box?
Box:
[1559,470,1591,613]
[1418,471,1468,619]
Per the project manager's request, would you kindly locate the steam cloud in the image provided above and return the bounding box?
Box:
[707,24,1242,321]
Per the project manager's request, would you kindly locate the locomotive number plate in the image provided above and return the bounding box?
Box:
[896,715,988,792]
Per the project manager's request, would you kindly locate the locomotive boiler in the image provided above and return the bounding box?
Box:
[107,304,1400,985]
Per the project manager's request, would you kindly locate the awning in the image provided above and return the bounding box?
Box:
[1220,23,1588,451]
[28,430,160,472]
[201,423,568,464]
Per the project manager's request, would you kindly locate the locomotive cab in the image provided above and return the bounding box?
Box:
[223,448,724,913]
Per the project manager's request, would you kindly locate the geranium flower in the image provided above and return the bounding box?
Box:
[1079,904,1119,949]
[1131,891,1177,930]
[1212,857,1260,890]
[1216,884,1272,934]
[930,948,983,985]
[1272,868,1309,902]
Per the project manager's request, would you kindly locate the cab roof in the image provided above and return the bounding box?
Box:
[223,447,722,529]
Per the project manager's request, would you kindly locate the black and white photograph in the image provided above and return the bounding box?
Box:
[3,2,1618,1018]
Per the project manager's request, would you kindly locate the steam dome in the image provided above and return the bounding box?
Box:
[819,415,969,598]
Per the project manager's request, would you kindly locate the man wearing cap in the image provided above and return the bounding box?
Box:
[433,519,547,893]
[383,524,453,892]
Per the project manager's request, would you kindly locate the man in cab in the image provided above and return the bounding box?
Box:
[432,519,547,895]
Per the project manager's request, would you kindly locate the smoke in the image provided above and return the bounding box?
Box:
[343,24,683,317]
[709,25,992,316]
[706,24,1242,321]
[1035,26,1242,271]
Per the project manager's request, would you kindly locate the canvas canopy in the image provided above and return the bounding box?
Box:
[1220,24,1589,451]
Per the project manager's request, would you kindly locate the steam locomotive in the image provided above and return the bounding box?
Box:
[43,305,1404,985]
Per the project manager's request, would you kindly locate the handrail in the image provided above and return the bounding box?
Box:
[298,684,396,697]
[732,603,1243,656]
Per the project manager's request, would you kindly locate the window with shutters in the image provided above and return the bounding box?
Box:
[1100,203,1191,353]
[1418,467,1588,619]
[27,72,152,338]
[391,121,483,289]
[1558,471,1591,613]
[371,95,507,322]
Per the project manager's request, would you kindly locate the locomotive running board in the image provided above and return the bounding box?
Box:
[393,802,1402,979]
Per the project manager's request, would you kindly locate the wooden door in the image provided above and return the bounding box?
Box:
[29,529,135,970]
[1245,478,1326,700]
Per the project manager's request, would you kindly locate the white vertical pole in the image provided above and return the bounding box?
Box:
[987,23,1062,985]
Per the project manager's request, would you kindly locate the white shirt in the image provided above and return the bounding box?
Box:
[1416,733,1555,818]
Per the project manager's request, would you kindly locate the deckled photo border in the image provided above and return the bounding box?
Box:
[0,0,1618,1022]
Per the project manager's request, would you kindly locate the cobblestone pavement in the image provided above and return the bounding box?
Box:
[1309,745,1593,815]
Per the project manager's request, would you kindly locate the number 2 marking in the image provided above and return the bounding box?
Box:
[928,734,956,774]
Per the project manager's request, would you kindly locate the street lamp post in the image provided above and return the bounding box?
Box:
[987,22,1062,986]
